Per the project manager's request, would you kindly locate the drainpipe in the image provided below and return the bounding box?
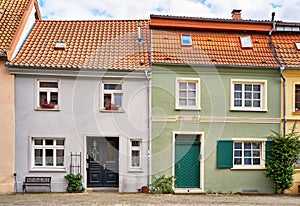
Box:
[268,15,287,136]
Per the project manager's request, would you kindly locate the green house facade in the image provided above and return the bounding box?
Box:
[150,14,281,193]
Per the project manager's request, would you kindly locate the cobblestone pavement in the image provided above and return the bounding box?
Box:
[0,192,299,206]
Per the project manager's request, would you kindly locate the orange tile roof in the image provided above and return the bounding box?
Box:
[0,0,33,55]
[271,33,300,68]
[10,20,150,70]
[152,29,279,67]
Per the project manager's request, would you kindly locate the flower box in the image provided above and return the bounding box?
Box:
[40,103,55,109]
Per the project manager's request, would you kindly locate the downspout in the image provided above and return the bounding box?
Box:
[268,17,287,136]
[144,27,152,189]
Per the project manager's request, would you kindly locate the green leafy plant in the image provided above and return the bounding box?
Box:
[64,173,85,192]
[150,175,175,194]
[266,123,300,194]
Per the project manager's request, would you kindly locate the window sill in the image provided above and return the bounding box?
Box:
[128,168,143,173]
[175,108,201,111]
[30,167,67,172]
[231,166,265,170]
[35,107,60,111]
[293,111,300,115]
[230,108,267,112]
[100,109,124,113]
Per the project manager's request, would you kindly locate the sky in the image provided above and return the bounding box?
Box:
[38,0,300,22]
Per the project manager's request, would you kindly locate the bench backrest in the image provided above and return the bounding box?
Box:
[25,177,51,183]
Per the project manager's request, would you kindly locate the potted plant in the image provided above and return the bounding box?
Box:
[105,103,119,110]
[64,173,85,192]
[141,185,149,193]
[40,103,55,109]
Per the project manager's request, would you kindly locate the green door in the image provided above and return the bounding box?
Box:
[175,134,200,188]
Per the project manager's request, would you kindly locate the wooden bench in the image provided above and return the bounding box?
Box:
[22,177,51,193]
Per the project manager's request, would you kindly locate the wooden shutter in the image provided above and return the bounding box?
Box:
[217,140,233,168]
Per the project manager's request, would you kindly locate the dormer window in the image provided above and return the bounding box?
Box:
[295,42,300,50]
[240,36,253,48]
[55,42,66,49]
[181,34,192,46]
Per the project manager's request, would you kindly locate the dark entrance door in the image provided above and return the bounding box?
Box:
[87,137,119,187]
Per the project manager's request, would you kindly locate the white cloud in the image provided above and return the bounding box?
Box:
[38,0,300,22]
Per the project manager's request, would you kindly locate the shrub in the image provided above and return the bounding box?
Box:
[150,175,174,194]
[64,173,85,192]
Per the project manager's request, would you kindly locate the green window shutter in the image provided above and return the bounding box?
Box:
[265,140,272,162]
[217,140,233,168]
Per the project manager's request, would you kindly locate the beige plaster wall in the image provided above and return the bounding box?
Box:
[0,61,15,193]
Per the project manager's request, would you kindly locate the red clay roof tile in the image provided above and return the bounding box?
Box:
[10,20,150,70]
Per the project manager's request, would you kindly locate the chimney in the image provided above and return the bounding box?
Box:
[271,12,275,21]
[231,9,242,20]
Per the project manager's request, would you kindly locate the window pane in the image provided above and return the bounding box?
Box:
[252,142,260,149]
[181,35,192,45]
[188,91,196,98]
[244,92,252,99]
[188,82,196,90]
[179,99,187,106]
[50,92,58,105]
[295,85,300,111]
[253,93,261,99]
[244,158,252,165]
[132,141,140,147]
[114,94,122,107]
[253,151,261,157]
[131,150,140,167]
[45,139,53,145]
[104,84,122,90]
[34,139,43,145]
[40,82,58,88]
[234,100,242,106]
[179,91,187,98]
[179,82,187,90]
[253,85,261,91]
[234,84,242,91]
[253,100,260,107]
[234,92,242,98]
[46,149,53,166]
[245,84,252,91]
[253,158,260,165]
[104,94,111,108]
[40,92,47,104]
[234,151,242,157]
[188,99,196,106]
[56,139,65,146]
[234,158,242,165]
[244,151,251,157]
[234,142,242,149]
[245,100,252,107]
[244,142,251,149]
[34,149,43,166]
[56,150,64,166]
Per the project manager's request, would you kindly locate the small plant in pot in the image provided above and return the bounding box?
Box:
[64,173,85,192]
[141,185,149,193]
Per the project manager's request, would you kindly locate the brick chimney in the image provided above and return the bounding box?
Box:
[231,9,242,20]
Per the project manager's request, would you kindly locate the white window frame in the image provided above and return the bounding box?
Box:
[232,138,267,170]
[31,137,65,171]
[293,83,300,113]
[36,79,60,110]
[101,81,123,112]
[175,77,201,110]
[240,36,253,48]
[181,34,192,46]
[230,79,267,111]
[295,42,300,50]
[129,139,142,171]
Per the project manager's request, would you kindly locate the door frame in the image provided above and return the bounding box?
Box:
[83,134,120,189]
[172,131,204,193]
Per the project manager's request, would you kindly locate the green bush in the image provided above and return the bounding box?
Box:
[266,124,300,194]
[150,175,174,194]
[64,173,85,192]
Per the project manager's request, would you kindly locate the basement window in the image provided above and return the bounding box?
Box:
[240,36,253,48]
[295,42,300,50]
[181,34,192,46]
[55,42,66,49]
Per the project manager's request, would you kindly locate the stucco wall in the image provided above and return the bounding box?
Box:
[14,73,149,192]
[151,65,281,193]
[0,61,15,193]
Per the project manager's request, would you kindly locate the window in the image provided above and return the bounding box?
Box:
[240,36,253,48]
[176,78,200,110]
[217,139,268,169]
[233,141,262,167]
[295,42,300,50]
[130,139,142,169]
[181,34,192,46]
[36,79,60,109]
[295,84,300,112]
[55,42,66,49]
[102,82,123,111]
[32,138,65,168]
[231,79,267,111]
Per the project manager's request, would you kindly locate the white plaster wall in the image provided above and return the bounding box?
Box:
[14,74,149,192]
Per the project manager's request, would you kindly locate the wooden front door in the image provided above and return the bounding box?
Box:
[87,137,119,187]
[175,134,200,188]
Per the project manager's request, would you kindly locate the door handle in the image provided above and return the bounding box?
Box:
[177,163,180,169]
[103,164,106,170]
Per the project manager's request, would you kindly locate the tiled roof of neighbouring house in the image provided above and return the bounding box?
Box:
[151,15,279,67]
[10,20,150,71]
[0,0,32,54]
